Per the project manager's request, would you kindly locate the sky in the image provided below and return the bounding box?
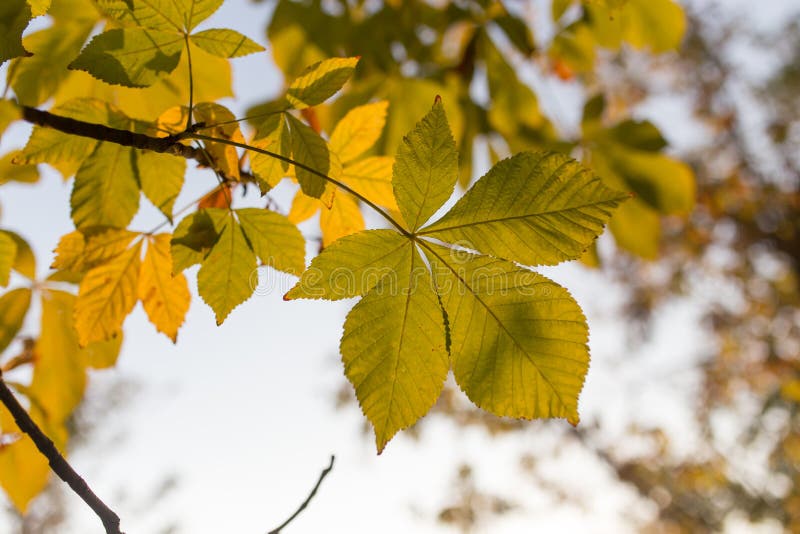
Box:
[0,1,795,533]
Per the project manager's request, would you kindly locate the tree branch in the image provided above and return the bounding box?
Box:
[0,373,124,534]
[268,455,335,534]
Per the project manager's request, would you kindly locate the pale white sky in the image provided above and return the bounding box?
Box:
[0,1,793,533]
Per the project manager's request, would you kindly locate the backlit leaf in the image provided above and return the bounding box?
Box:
[139,234,190,342]
[285,230,411,301]
[193,102,245,180]
[52,228,138,273]
[420,151,628,266]
[236,208,305,275]
[423,243,589,424]
[286,56,359,109]
[319,193,364,248]
[190,28,264,58]
[196,210,256,324]
[341,244,448,453]
[392,99,458,231]
[2,231,36,279]
[0,288,31,353]
[68,28,184,88]
[137,151,186,221]
[286,113,331,198]
[0,233,17,287]
[70,142,140,230]
[341,156,397,210]
[0,152,39,185]
[170,210,220,273]
[329,100,389,164]
[74,241,141,346]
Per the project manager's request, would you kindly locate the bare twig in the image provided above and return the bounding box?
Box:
[268,455,335,534]
[0,373,124,534]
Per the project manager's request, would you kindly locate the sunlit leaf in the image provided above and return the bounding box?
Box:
[0,288,31,353]
[193,102,245,180]
[196,209,256,324]
[0,233,17,287]
[235,208,305,275]
[286,113,331,198]
[329,100,389,164]
[1,231,36,279]
[68,28,183,88]
[319,193,364,248]
[190,28,264,58]
[423,243,589,424]
[170,210,220,273]
[286,56,359,109]
[137,151,186,221]
[139,234,190,342]
[341,243,447,453]
[420,151,628,266]
[74,241,141,346]
[70,142,140,230]
[285,230,411,301]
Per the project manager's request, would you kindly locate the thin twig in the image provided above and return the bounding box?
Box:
[268,455,335,534]
[0,373,124,534]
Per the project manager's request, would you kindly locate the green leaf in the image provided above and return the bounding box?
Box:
[423,243,589,424]
[285,230,411,301]
[170,210,220,273]
[286,57,359,109]
[249,114,291,192]
[68,28,184,88]
[392,98,458,231]
[70,142,140,230]
[341,244,448,453]
[189,28,264,58]
[235,208,305,275]
[0,233,17,287]
[137,151,185,221]
[419,151,628,266]
[0,0,32,65]
[0,288,31,353]
[196,210,256,324]
[98,0,222,32]
[603,146,694,215]
[286,113,331,198]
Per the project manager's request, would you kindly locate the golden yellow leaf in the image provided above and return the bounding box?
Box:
[51,228,138,272]
[328,100,389,164]
[320,193,364,247]
[138,234,190,342]
[193,102,245,179]
[341,156,397,210]
[74,241,141,346]
[288,190,320,224]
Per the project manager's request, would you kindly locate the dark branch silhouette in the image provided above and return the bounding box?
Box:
[268,455,335,534]
[0,373,124,534]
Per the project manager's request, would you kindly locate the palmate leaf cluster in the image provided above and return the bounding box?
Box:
[0,0,691,516]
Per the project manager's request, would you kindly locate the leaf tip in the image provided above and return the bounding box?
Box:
[433,94,442,105]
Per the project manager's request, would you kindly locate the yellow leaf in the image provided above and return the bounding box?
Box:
[138,234,190,342]
[52,228,138,272]
[329,100,389,164]
[0,406,63,514]
[193,102,245,180]
[288,190,320,224]
[320,193,364,247]
[74,241,141,346]
[341,156,397,210]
